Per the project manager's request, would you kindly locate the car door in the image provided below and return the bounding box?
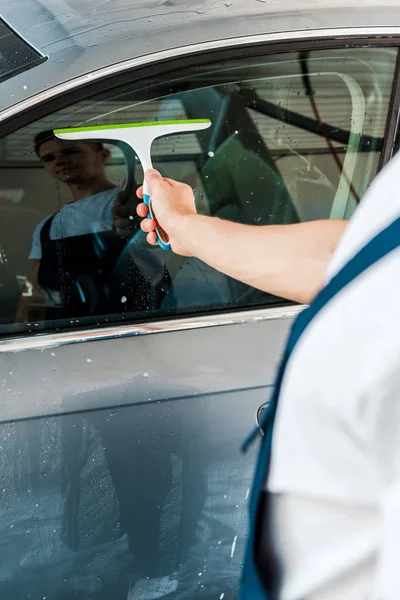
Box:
[0,38,398,599]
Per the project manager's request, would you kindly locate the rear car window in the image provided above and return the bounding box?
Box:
[0,17,46,83]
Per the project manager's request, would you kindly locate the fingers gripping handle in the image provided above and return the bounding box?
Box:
[143,180,170,251]
[144,194,171,251]
[53,119,213,251]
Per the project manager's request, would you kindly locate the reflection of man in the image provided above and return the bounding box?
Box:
[33,129,136,237]
[24,134,181,597]
[22,131,141,321]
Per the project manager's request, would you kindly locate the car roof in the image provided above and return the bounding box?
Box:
[1,0,400,117]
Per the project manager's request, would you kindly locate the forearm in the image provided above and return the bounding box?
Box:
[182,216,348,304]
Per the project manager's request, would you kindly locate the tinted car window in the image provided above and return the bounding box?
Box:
[0,46,397,336]
[0,18,45,83]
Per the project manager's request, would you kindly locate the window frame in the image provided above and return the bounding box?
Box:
[0,30,399,346]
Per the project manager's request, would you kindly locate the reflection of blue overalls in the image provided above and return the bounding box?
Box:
[37,212,182,577]
[240,215,400,599]
[37,213,167,320]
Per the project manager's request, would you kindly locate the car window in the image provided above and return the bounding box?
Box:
[0,46,397,335]
[0,18,46,83]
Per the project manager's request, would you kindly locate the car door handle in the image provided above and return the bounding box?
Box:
[256,400,271,435]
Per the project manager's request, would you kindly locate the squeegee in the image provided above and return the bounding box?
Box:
[54,120,211,250]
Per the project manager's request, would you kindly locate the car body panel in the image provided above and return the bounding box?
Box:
[1,0,400,115]
[0,2,399,598]
[0,308,298,423]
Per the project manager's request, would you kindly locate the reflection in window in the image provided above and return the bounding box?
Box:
[0,46,397,335]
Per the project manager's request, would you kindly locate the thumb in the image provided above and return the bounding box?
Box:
[145,169,165,194]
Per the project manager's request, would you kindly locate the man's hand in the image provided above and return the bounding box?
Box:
[112,188,141,238]
[136,170,197,256]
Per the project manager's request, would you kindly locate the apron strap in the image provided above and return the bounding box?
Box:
[40,213,56,248]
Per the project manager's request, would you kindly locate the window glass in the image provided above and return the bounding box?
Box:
[0,18,45,83]
[0,46,397,335]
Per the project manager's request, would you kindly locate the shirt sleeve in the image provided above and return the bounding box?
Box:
[28,221,45,260]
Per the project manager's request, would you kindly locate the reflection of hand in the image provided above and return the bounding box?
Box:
[136,169,197,256]
[112,189,140,238]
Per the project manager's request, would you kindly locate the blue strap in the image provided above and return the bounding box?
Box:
[240,214,400,599]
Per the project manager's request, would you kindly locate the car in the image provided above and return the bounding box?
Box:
[0,1,399,598]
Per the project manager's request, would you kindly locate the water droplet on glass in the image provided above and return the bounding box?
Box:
[230,535,238,558]
[121,296,127,303]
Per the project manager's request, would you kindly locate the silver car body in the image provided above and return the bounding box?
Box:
[0,1,399,598]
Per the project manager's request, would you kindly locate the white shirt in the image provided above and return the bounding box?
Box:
[267,151,400,600]
[29,187,121,259]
